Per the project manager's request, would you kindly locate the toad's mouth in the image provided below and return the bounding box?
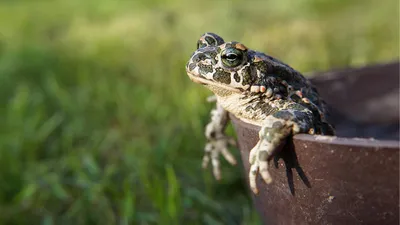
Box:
[186,71,243,94]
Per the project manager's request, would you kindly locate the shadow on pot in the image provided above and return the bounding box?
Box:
[231,61,399,225]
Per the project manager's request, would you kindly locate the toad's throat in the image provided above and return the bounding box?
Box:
[216,93,273,126]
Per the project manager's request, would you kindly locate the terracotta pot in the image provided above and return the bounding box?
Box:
[230,62,399,225]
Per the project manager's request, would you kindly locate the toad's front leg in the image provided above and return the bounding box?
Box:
[203,97,237,180]
[248,109,314,194]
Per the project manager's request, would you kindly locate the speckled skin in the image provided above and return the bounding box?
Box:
[186,33,334,194]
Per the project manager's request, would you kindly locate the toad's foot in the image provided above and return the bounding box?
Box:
[248,115,300,194]
[202,136,237,180]
[202,101,237,180]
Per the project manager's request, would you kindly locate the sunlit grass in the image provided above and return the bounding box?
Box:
[0,0,398,224]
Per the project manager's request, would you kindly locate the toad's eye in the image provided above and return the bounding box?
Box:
[221,48,244,68]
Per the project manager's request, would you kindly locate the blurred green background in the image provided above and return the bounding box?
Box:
[0,0,398,224]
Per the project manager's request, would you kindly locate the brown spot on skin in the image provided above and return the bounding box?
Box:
[302,98,311,103]
[295,91,303,97]
[253,56,263,62]
[235,43,248,51]
[222,42,240,49]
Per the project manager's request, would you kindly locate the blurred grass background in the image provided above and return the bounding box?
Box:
[0,0,398,224]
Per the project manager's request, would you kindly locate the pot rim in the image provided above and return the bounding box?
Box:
[230,114,399,150]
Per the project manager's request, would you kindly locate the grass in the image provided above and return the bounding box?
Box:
[0,0,398,224]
